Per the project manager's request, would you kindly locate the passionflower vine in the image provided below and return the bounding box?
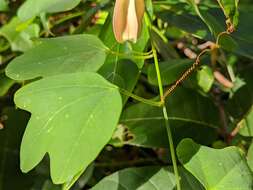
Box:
[113,0,145,43]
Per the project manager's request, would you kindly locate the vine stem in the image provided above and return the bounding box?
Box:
[163,49,210,99]
[152,44,181,190]
[118,88,162,107]
[108,49,154,60]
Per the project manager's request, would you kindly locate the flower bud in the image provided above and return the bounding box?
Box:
[113,0,145,43]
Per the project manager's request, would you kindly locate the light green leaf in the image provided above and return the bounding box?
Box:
[0,17,40,52]
[6,34,107,80]
[177,139,253,190]
[91,166,204,190]
[196,66,214,92]
[0,0,8,11]
[238,107,253,137]
[18,0,81,21]
[247,142,253,172]
[217,0,239,30]
[15,72,122,184]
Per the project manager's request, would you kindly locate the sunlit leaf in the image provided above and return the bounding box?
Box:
[177,139,253,190]
[6,34,107,80]
[15,72,122,184]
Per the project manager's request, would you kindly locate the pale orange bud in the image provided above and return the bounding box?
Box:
[113,0,145,43]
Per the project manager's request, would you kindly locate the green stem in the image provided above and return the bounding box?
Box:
[152,44,181,190]
[151,45,164,102]
[108,49,154,60]
[119,88,162,107]
[162,106,181,190]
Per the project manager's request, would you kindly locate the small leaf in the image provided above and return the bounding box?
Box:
[238,107,253,137]
[0,17,40,52]
[196,66,214,92]
[6,34,107,80]
[0,73,15,97]
[18,0,81,21]
[91,166,204,190]
[15,72,122,184]
[0,0,8,11]
[217,0,239,31]
[247,142,253,172]
[177,139,253,190]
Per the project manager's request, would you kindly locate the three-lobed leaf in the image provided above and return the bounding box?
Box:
[15,72,122,184]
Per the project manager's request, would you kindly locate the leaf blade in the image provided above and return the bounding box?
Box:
[15,72,122,184]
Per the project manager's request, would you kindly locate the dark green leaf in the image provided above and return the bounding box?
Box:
[91,166,204,190]
[148,59,193,86]
[120,87,220,148]
[217,0,239,30]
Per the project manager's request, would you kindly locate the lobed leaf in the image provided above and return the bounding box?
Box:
[177,139,253,190]
[6,34,107,80]
[15,72,122,184]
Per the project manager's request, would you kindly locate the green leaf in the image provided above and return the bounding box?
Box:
[99,59,139,103]
[157,11,210,40]
[226,66,253,124]
[15,72,122,184]
[238,107,253,137]
[0,0,8,11]
[148,59,193,86]
[91,166,204,190]
[150,28,179,60]
[0,17,40,52]
[247,142,253,172]
[120,87,220,148]
[98,13,148,103]
[0,73,15,97]
[17,0,81,21]
[217,0,239,30]
[177,139,253,190]
[196,66,214,93]
[185,0,224,36]
[6,34,107,80]
[158,8,253,59]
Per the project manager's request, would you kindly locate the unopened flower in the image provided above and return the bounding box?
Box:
[113,0,145,43]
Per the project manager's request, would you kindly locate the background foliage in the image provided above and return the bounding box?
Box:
[0,0,253,189]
